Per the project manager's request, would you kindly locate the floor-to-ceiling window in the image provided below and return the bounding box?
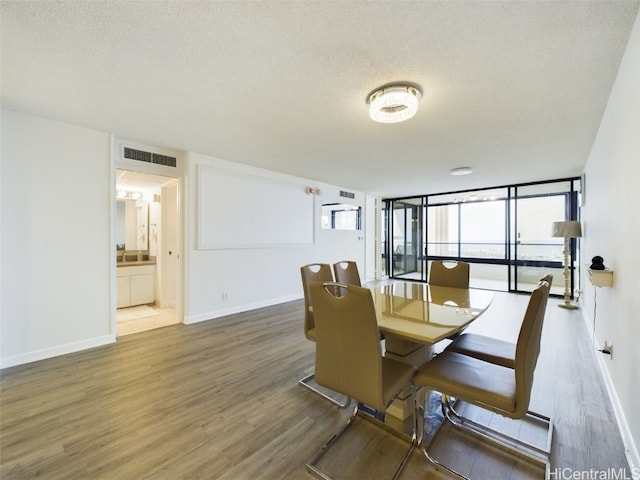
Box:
[510,181,580,295]
[384,178,581,296]
[426,187,510,290]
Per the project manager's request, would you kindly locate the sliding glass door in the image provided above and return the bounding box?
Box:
[390,198,424,280]
[384,178,581,295]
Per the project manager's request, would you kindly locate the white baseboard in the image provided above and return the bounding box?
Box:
[0,334,116,369]
[583,314,640,472]
[592,343,640,472]
[1,295,304,367]
[184,294,302,325]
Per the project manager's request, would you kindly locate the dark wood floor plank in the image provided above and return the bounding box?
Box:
[1,291,632,479]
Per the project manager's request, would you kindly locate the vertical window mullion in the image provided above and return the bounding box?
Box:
[457,203,462,259]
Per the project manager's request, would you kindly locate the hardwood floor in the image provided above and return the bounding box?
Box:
[0,289,631,479]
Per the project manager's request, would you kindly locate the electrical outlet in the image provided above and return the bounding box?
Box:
[601,341,613,359]
[221,292,228,301]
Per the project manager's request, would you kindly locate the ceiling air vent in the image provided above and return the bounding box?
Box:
[339,190,355,199]
[123,147,177,168]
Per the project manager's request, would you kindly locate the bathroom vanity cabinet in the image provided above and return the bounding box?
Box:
[117,264,156,308]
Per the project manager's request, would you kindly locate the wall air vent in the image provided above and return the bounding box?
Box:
[123,147,152,163]
[152,153,177,167]
[339,190,355,199]
[123,147,177,168]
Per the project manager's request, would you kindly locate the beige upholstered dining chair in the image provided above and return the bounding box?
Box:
[299,264,349,407]
[413,278,552,479]
[429,260,471,340]
[428,260,470,288]
[333,260,361,286]
[445,274,553,369]
[306,282,418,480]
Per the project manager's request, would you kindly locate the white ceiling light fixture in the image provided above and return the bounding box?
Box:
[450,167,473,176]
[368,85,422,124]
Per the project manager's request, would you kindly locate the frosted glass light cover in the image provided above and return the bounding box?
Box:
[369,86,421,124]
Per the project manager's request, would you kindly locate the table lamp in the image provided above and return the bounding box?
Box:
[551,220,582,309]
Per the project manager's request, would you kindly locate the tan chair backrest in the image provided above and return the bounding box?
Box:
[429,261,470,288]
[333,261,361,287]
[300,264,334,340]
[539,273,553,287]
[514,277,552,417]
[310,282,385,411]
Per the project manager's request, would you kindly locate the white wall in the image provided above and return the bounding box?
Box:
[0,110,368,367]
[581,12,640,468]
[1,109,114,367]
[184,151,366,323]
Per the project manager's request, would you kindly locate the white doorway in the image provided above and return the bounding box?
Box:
[115,169,181,336]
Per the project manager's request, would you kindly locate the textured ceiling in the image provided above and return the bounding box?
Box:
[2,1,638,197]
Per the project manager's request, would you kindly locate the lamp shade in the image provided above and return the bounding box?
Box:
[551,221,582,238]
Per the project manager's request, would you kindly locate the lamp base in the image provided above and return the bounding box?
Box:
[558,302,579,310]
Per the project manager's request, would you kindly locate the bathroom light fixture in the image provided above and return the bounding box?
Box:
[117,189,145,200]
[450,167,473,176]
[368,85,422,123]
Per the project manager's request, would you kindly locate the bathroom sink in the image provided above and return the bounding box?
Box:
[116,260,156,267]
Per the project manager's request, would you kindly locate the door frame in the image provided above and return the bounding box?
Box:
[110,136,185,337]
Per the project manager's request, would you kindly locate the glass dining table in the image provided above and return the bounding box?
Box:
[368,280,494,426]
[371,280,493,346]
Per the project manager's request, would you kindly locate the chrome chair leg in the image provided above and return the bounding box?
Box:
[417,391,469,479]
[420,445,468,480]
[307,392,418,480]
[306,403,359,480]
[444,395,553,459]
[391,387,419,480]
[440,396,552,477]
[298,372,351,408]
[417,392,551,479]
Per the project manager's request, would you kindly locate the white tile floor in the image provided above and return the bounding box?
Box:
[116,305,180,336]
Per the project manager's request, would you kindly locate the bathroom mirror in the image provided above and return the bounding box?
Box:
[116,199,149,251]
